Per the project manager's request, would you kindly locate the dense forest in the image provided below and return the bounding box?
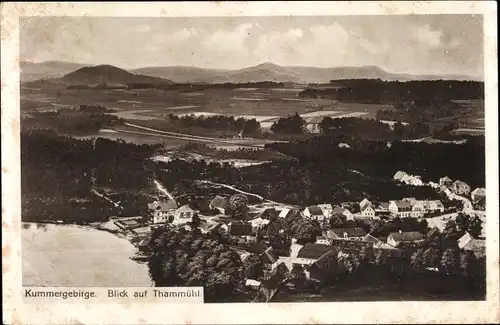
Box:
[21,130,484,223]
[164,113,261,136]
[21,109,121,135]
[21,130,159,223]
[298,80,484,103]
[265,135,485,189]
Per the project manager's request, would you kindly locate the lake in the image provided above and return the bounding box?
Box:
[22,223,152,287]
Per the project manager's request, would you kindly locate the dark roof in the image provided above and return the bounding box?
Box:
[427,227,440,238]
[379,202,390,210]
[393,200,412,210]
[330,239,373,253]
[331,227,366,238]
[148,199,178,211]
[260,247,279,264]
[297,243,333,259]
[306,206,324,215]
[389,231,425,242]
[463,239,486,253]
[307,248,344,279]
[266,220,284,236]
[209,196,227,209]
[256,208,278,220]
[332,206,349,214]
[228,222,253,236]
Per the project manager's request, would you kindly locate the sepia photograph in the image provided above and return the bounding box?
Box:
[2,1,499,324]
[20,14,488,300]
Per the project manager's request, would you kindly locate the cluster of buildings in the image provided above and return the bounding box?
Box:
[139,187,486,289]
[148,199,197,226]
[394,171,486,210]
[299,197,446,222]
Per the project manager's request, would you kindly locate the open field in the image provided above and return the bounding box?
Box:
[21,86,392,122]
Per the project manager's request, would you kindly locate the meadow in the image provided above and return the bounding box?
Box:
[21,86,393,123]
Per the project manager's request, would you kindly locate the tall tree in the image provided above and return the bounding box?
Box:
[440,248,460,275]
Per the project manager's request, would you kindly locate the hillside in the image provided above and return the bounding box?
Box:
[133,62,480,83]
[21,61,481,84]
[61,64,173,85]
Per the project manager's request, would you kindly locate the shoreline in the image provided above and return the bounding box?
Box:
[22,220,140,247]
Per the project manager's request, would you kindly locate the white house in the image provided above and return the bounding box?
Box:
[471,188,486,203]
[303,206,325,221]
[359,198,371,210]
[148,200,178,224]
[331,206,354,220]
[360,204,375,217]
[393,171,408,181]
[209,195,228,215]
[172,205,196,226]
[387,231,425,247]
[317,204,333,218]
[388,200,413,218]
[278,208,291,219]
[410,201,425,218]
[250,217,270,233]
[426,200,445,213]
[408,176,424,186]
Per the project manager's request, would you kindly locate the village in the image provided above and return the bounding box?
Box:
[96,168,486,296]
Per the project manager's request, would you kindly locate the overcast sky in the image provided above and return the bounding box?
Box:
[20,15,483,77]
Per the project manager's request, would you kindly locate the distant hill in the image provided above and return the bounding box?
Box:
[61,64,173,85]
[20,61,87,82]
[21,61,481,84]
[22,64,173,87]
[133,62,481,83]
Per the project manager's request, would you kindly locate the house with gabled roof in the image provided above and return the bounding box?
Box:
[303,206,325,221]
[149,199,178,224]
[393,171,408,181]
[317,204,334,218]
[306,247,346,281]
[260,247,281,271]
[228,221,253,236]
[439,176,453,187]
[331,206,353,220]
[293,243,333,268]
[360,203,376,217]
[388,200,413,218]
[362,234,384,246]
[172,204,196,226]
[471,188,486,203]
[359,198,371,210]
[250,217,270,232]
[387,231,425,247]
[458,232,486,258]
[209,195,228,215]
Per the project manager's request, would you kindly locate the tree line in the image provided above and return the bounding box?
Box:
[299,80,484,103]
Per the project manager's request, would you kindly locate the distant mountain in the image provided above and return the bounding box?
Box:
[132,62,480,83]
[61,64,174,85]
[21,61,481,84]
[20,61,87,82]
